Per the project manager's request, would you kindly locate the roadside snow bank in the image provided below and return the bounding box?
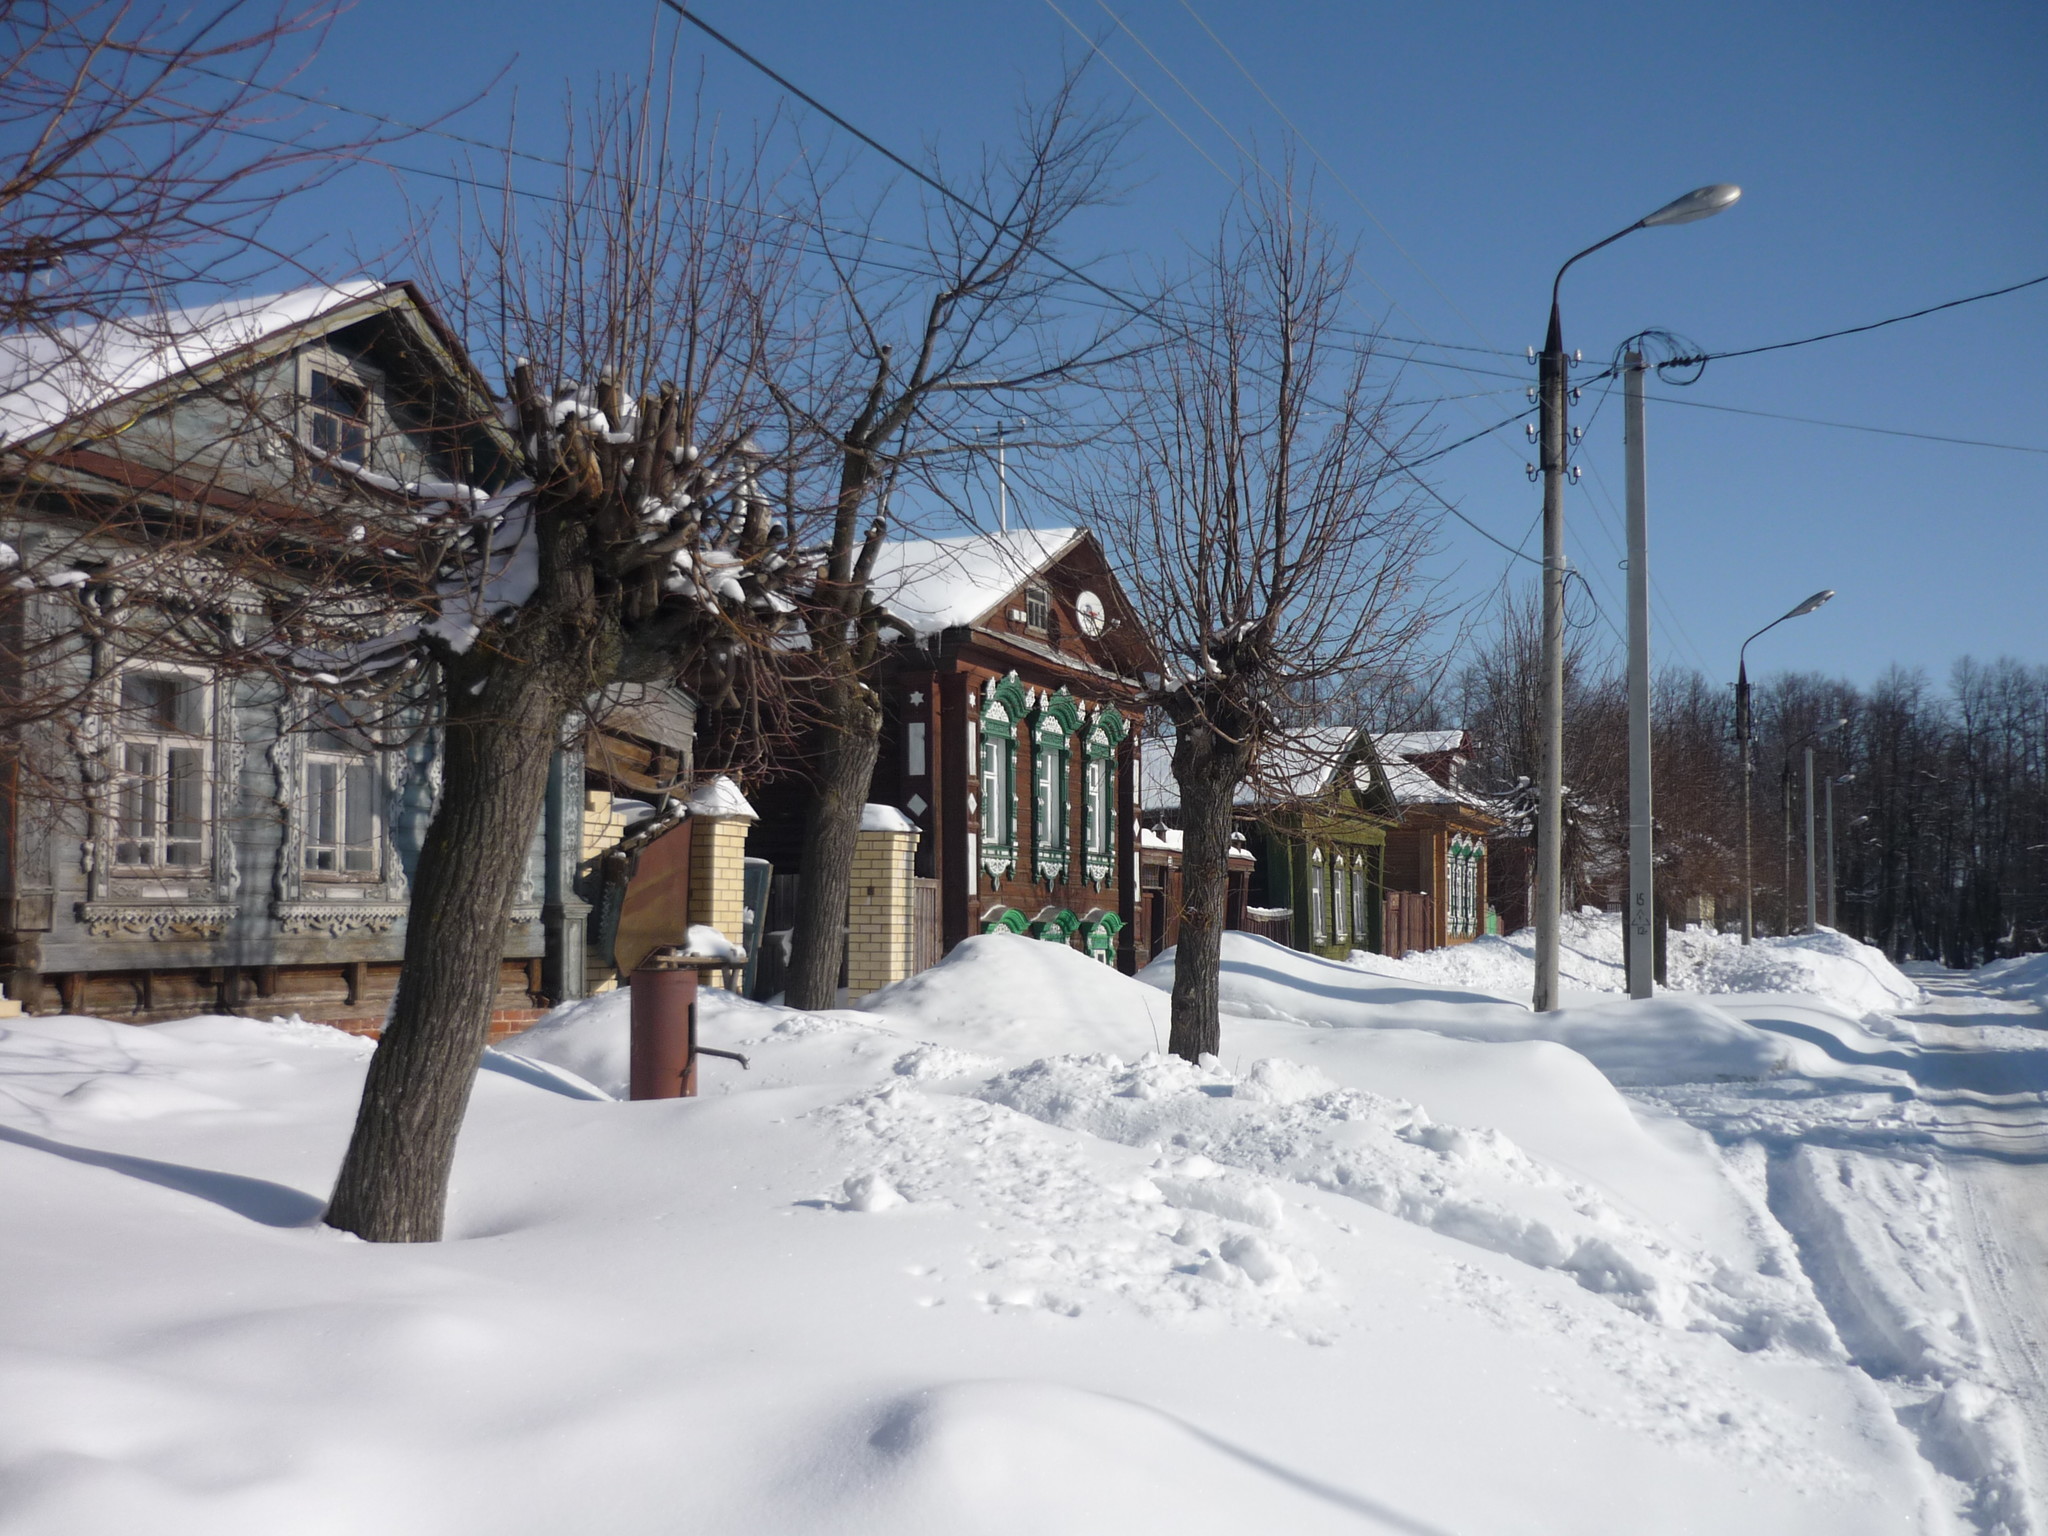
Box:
[976,1050,1830,1350]
[1363,913,1922,1019]
[860,933,1170,1058]
[1144,934,1788,1085]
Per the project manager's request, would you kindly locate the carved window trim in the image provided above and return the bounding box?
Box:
[270,689,411,927]
[82,658,241,910]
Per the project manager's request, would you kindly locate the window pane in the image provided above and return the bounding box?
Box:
[166,749,204,839]
[118,744,156,840]
[309,761,337,846]
[343,762,376,871]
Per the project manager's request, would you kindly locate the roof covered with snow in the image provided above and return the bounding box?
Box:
[1371,731,1494,809]
[0,282,390,447]
[1142,725,1388,813]
[868,527,1083,636]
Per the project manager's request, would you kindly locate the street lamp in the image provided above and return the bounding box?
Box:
[1734,588,1834,944]
[1826,772,1855,929]
[1532,183,1741,1013]
[1796,717,1849,933]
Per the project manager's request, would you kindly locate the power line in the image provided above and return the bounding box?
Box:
[1642,390,2048,456]
[1665,270,2048,369]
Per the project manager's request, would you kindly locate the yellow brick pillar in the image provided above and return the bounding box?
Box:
[686,776,757,952]
[847,805,920,999]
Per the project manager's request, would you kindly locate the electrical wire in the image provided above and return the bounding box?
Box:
[1642,390,2048,456]
[1664,270,2048,370]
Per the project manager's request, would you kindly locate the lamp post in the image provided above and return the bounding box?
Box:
[1532,182,1740,1013]
[1826,772,1855,928]
[1734,588,1834,944]
[1798,717,1849,931]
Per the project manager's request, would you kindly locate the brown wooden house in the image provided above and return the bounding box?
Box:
[747,527,1155,981]
[1375,731,1502,952]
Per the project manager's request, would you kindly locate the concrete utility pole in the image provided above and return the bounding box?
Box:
[1530,184,1738,1013]
[1804,744,1818,932]
[1826,772,1853,928]
[1534,300,1569,1012]
[1623,352,1654,999]
[1735,589,1834,944]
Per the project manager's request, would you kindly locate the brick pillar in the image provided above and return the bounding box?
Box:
[847,808,919,998]
[686,776,757,950]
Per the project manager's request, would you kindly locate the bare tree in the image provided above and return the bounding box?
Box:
[1078,186,1437,1062]
[770,69,1131,1011]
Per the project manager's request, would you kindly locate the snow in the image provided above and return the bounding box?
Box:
[859,803,918,833]
[686,774,757,820]
[1367,911,1922,1021]
[2,918,2040,1532]
[867,527,1081,635]
[682,923,745,960]
[0,283,387,445]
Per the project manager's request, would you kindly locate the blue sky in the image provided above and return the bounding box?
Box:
[265,0,2046,688]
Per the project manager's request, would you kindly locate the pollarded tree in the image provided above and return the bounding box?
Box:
[1077,184,1437,1062]
[319,75,810,1243]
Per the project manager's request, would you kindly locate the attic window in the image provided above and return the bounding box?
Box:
[1024,583,1051,630]
[303,359,376,486]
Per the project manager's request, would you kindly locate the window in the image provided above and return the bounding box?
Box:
[1085,757,1112,856]
[1308,848,1327,946]
[1031,691,1080,883]
[1024,583,1051,630]
[303,705,379,876]
[112,670,209,870]
[1351,853,1371,945]
[1079,706,1126,886]
[1332,856,1350,946]
[978,686,1022,878]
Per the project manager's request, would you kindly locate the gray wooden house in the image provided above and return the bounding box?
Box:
[0,281,603,1034]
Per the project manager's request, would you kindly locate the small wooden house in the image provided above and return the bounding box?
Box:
[1374,731,1502,953]
[0,282,688,1032]
[747,526,1155,981]
[1139,725,1401,960]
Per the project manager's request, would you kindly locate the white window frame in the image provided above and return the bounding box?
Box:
[298,348,385,487]
[109,665,212,877]
[301,706,382,881]
[1309,847,1327,947]
[979,699,1018,877]
[1331,855,1349,946]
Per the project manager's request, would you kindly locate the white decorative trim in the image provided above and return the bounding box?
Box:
[79,902,235,940]
[273,901,408,937]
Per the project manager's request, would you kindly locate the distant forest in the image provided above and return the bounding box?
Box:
[1406,591,2048,966]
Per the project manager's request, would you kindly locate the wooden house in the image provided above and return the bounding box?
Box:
[1139,726,1401,961]
[747,527,1155,982]
[1374,731,1503,953]
[0,282,614,1033]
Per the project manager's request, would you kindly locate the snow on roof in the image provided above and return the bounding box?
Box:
[1258,726,1365,802]
[0,281,389,446]
[1371,731,1492,808]
[1142,725,1371,812]
[868,527,1082,636]
[1374,730,1467,760]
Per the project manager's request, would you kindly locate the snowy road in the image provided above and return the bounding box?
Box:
[1637,959,2048,1532]
[1910,969,2048,1514]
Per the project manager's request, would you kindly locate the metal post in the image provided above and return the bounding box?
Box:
[1803,744,1818,932]
[1738,664,1753,945]
[1533,302,1569,1013]
[996,421,1008,533]
[1781,761,1793,937]
[1623,352,1653,999]
[1825,773,1839,929]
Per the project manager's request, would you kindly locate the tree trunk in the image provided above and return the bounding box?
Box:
[1168,724,1247,1063]
[784,678,882,1010]
[323,664,564,1242]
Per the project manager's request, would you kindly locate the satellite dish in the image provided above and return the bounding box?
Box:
[1074,589,1106,637]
